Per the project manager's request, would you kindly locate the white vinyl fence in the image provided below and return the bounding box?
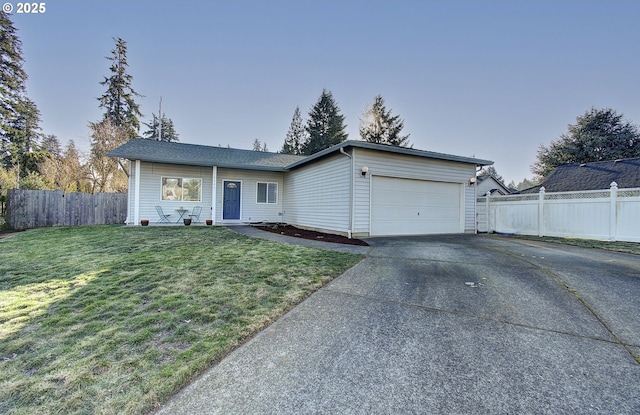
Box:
[477,182,640,242]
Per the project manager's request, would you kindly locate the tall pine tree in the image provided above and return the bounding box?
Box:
[359,95,410,147]
[98,37,143,139]
[252,138,268,152]
[0,11,42,177]
[281,106,306,154]
[303,89,348,155]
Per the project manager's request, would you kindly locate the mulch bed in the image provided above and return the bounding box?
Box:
[253,224,369,246]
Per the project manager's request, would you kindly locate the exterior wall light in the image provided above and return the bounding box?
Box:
[361,166,369,176]
[469,177,477,186]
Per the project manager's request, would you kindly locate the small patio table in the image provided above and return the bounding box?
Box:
[175,208,188,223]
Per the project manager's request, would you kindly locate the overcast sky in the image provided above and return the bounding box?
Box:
[10,0,640,184]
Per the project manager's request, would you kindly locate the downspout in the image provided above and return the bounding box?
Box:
[118,159,130,178]
[339,147,354,239]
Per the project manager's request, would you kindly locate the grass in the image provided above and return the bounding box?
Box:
[498,234,640,255]
[0,225,363,415]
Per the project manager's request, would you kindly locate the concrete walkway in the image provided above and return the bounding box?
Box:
[155,233,640,414]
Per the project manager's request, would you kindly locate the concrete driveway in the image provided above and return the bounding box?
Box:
[156,234,640,414]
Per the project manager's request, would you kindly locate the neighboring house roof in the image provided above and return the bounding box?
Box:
[109,139,493,170]
[476,174,512,195]
[107,139,306,171]
[520,157,640,193]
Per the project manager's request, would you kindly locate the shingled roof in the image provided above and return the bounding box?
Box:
[521,157,640,193]
[109,139,493,171]
[108,139,306,171]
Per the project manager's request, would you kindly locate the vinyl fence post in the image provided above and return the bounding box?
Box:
[485,191,491,233]
[610,181,618,241]
[538,187,545,237]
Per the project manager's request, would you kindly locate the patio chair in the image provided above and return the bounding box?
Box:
[188,206,202,223]
[155,206,171,223]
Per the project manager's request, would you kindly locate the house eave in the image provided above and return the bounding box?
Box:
[112,157,290,172]
[107,139,299,172]
[285,140,493,169]
[108,138,493,172]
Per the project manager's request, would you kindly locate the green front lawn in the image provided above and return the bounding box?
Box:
[0,226,363,415]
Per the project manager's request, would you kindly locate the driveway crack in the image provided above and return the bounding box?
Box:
[323,287,640,351]
[476,242,640,365]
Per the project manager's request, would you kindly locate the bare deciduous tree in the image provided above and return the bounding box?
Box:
[88,119,129,193]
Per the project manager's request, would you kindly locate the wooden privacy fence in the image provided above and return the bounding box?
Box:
[6,189,128,230]
[477,182,640,242]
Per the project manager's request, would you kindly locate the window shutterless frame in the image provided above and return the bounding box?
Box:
[256,182,277,204]
[161,177,202,202]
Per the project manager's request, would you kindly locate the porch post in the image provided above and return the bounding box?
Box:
[212,166,217,224]
[485,191,491,233]
[134,160,141,225]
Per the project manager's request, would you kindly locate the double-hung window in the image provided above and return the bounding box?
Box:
[257,182,277,204]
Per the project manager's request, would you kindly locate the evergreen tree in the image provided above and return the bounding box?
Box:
[0,11,27,154]
[0,12,42,177]
[478,166,504,182]
[281,106,306,155]
[5,96,43,177]
[98,37,143,139]
[507,177,539,191]
[41,134,61,157]
[359,95,411,147]
[252,138,268,152]
[142,113,179,142]
[532,108,640,178]
[303,89,348,155]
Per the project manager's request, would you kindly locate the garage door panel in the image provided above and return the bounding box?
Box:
[371,176,462,236]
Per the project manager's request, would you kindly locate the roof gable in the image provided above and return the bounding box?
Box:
[477,174,512,195]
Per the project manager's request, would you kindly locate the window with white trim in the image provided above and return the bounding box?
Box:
[257,182,277,204]
[161,177,202,202]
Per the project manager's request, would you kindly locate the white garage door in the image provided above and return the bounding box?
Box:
[371,176,462,236]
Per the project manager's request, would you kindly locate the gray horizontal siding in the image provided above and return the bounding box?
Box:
[353,148,477,235]
[138,162,214,223]
[216,169,285,223]
[284,153,351,234]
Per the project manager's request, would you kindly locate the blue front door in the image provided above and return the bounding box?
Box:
[223,181,241,220]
